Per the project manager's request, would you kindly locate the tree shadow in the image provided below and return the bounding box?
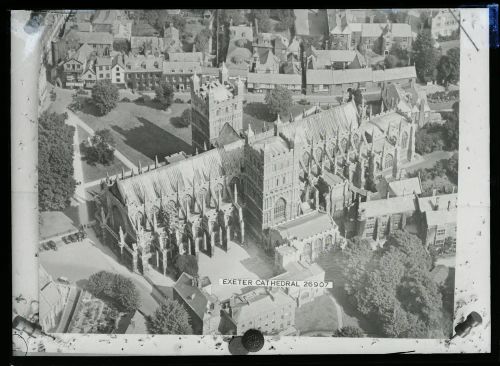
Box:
[76,278,89,289]
[79,99,102,117]
[111,116,192,161]
[243,102,273,122]
[133,96,165,111]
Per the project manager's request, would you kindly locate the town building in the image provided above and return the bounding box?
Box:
[305,65,417,95]
[173,273,221,335]
[123,54,163,90]
[62,43,95,88]
[306,48,367,70]
[81,61,97,88]
[130,36,164,56]
[111,54,126,87]
[356,194,417,242]
[167,51,204,64]
[417,192,457,250]
[246,72,302,93]
[162,61,202,91]
[376,175,422,198]
[95,56,112,81]
[329,11,412,55]
[39,266,70,332]
[220,286,297,336]
[226,24,254,71]
[163,23,183,53]
[190,63,244,152]
[63,29,114,57]
[131,22,160,37]
[91,10,128,33]
[269,211,342,265]
[271,261,326,307]
[430,9,460,39]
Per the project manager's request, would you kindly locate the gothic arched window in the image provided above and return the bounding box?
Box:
[401,131,409,149]
[274,198,287,224]
[302,152,310,167]
[384,153,394,169]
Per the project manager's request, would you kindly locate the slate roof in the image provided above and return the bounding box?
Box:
[162,61,201,75]
[123,54,163,72]
[425,209,457,227]
[275,211,337,240]
[132,22,160,37]
[359,195,417,217]
[273,261,325,281]
[66,30,113,45]
[247,72,301,85]
[168,52,204,63]
[215,123,243,146]
[174,273,215,321]
[306,66,416,85]
[418,193,458,213]
[388,177,422,196]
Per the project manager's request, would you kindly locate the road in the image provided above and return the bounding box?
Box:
[40,232,164,318]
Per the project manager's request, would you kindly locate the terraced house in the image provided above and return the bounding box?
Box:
[123,54,163,90]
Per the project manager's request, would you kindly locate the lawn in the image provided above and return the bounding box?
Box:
[77,126,129,183]
[295,294,339,334]
[39,210,80,240]
[76,101,192,165]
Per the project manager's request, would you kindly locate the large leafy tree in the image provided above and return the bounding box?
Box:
[155,81,175,110]
[91,80,119,116]
[412,29,440,83]
[146,298,193,334]
[436,47,460,87]
[85,129,116,165]
[331,231,449,338]
[265,85,293,120]
[194,28,212,53]
[86,271,141,312]
[38,111,76,211]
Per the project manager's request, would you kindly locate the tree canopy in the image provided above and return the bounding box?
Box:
[412,29,440,83]
[86,271,141,312]
[155,81,175,109]
[38,111,76,211]
[91,80,119,116]
[85,129,116,166]
[265,85,293,120]
[194,27,212,53]
[436,47,460,87]
[146,298,193,334]
[327,230,450,338]
[332,325,365,337]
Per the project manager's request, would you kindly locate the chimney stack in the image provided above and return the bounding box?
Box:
[435,197,440,210]
[447,200,451,211]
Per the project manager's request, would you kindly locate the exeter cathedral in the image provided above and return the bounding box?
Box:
[95,67,416,277]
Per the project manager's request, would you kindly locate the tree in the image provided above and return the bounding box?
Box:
[91,80,119,116]
[86,271,141,312]
[38,111,76,211]
[194,28,212,53]
[265,85,293,119]
[85,129,116,165]
[332,326,364,337]
[250,9,272,32]
[155,81,175,110]
[412,29,440,83]
[174,254,199,278]
[389,43,410,66]
[442,111,459,151]
[272,9,295,31]
[388,10,408,24]
[146,298,193,334]
[220,9,244,26]
[384,54,399,69]
[436,47,460,87]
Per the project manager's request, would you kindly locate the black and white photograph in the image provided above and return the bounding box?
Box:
[11,7,491,356]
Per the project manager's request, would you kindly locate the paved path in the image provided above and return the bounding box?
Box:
[66,110,137,171]
[327,293,344,330]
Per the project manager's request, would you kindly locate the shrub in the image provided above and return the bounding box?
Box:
[297,98,310,105]
[174,98,184,103]
[172,108,192,128]
[86,271,141,312]
[121,97,131,103]
[155,82,175,109]
[174,254,198,278]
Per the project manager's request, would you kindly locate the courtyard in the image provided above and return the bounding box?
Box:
[197,237,275,301]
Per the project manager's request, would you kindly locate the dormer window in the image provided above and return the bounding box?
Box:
[154,61,159,68]
[126,64,131,70]
[141,62,146,69]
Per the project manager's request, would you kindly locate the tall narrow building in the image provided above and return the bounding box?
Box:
[190,62,244,153]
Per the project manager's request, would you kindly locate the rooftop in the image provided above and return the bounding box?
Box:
[272,261,325,282]
[388,177,422,196]
[360,195,416,218]
[275,211,337,241]
[418,193,458,213]
[251,135,289,156]
[162,61,201,74]
[425,209,457,227]
[66,29,113,45]
[174,272,215,320]
[167,51,204,63]
[247,72,302,85]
